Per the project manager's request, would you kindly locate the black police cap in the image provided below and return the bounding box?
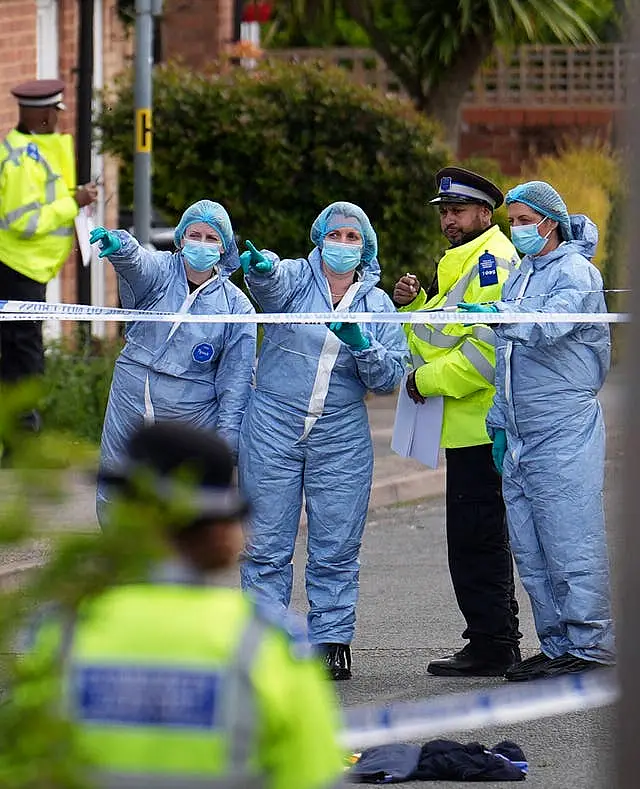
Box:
[429,166,504,210]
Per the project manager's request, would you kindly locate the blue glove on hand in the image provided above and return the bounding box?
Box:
[328,321,370,351]
[457,302,498,313]
[492,428,507,475]
[89,227,121,258]
[240,240,272,275]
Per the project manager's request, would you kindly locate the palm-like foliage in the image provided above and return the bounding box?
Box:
[269,0,608,136]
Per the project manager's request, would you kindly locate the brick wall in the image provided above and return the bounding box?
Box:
[161,0,235,68]
[0,1,130,312]
[0,0,38,134]
[459,106,618,175]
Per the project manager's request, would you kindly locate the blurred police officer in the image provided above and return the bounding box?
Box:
[393,167,522,677]
[49,421,345,789]
[0,79,97,441]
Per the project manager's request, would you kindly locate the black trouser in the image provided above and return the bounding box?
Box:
[445,443,520,657]
[0,262,46,433]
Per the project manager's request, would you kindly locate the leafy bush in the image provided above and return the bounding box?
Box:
[97,60,450,294]
[41,338,122,445]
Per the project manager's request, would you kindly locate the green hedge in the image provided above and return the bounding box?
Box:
[41,338,122,445]
[97,60,450,293]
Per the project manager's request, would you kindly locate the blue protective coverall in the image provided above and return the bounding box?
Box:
[239,247,408,645]
[97,233,256,521]
[486,214,614,664]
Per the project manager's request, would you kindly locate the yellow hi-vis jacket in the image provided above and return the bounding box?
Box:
[401,225,519,448]
[26,579,345,789]
[0,129,78,283]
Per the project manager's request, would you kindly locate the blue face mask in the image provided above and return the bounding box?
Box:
[322,240,363,273]
[510,218,552,256]
[182,241,222,272]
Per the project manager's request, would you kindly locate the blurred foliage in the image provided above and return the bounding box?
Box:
[265,0,608,136]
[264,4,370,47]
[41,337,122,446]
[97,60,451,294]
[0,385,170,788]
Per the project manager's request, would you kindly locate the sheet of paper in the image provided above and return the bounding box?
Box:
[391,378,443,469]
[74,207,95,267]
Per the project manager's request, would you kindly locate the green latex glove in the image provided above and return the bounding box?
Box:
[240,240,272,274]
[328,321,370,351]
[457,302,498,313]
[89,226,121,258]
[492,428,507,475]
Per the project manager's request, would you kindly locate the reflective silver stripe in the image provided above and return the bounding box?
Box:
[438,255,511,309]
[413,324,495,349]
[2,139,25,166]
[411,352,423,368]
[0,140,61,235]
[442,267,477,308]
[0,201,40,229]
[472,325,496,346]
[95,772,266,789]
[225,615,269,769]
[413,324,459,348]
[460,341,495,384]
[21,210,41,238]
[50,226,73,237]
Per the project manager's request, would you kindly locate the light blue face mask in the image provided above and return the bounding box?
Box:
[322,240,363,273]
[182,241,222,272]
[510,218,552,256]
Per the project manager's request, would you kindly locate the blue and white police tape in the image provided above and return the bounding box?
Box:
[0,300,631,324]
[340,668,618,749]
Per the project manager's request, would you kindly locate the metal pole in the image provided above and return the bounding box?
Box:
[76,0,94,306]
[234,0,244,43]
[617,22,640,789]
[133,0,155,247]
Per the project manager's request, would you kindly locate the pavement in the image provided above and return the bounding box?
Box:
[0,369,626,787]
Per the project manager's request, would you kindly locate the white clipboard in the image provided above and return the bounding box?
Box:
[74,206,96,267]
[391,377,443,469]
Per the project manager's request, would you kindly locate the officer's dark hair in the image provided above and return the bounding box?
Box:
[126,421,233,489]
[103,422,245,538]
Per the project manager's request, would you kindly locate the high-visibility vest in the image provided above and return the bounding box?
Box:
[0,129,77,283]
[401,225,519,448]
[46,584,345,789]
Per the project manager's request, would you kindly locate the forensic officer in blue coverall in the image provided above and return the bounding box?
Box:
[238,202,408,680]
[460,181,615,681]
[90,200,256,526]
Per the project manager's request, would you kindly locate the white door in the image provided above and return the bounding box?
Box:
[36,0,61,338]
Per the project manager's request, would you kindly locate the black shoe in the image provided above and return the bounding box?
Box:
[505,652,553,681]
[317,643,352,680]
[539,654,604,679]
[428,645,521,677]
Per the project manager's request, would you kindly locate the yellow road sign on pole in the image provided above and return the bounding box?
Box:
[135,108,152,153]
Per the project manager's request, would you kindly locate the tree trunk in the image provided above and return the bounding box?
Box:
[421,33,494,145]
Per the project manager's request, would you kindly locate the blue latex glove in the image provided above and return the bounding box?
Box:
[457,302,498,312]
[492,428,507,475]
[328,321,370,351]
[239,240,272,274]
[89,226,121,258]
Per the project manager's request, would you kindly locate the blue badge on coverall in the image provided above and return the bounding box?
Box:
[26,143,40,162]
[478,251,498,287]
[192,342,214,363]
